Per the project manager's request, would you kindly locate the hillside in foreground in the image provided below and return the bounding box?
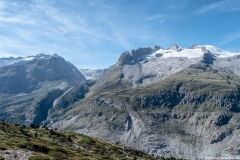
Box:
[0,120,180,160]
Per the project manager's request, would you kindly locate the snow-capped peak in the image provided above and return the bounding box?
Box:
[198,45,240,58]
[140,45,240,60]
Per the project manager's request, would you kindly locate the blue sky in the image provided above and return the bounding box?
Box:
[0,0,240,69]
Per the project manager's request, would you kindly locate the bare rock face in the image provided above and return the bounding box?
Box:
[117,47,154,65]
[153,45,162,51]
[209,128,233,144]
[0,150,32,160]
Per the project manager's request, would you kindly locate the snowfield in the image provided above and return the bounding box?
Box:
[143,45,240,59]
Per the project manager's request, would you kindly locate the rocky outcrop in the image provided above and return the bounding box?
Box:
[49,82,90,114]
[209,128,233,144]
[168,44,183,52]
[200,47,216,64]
[117,47,154,65]
[32,89,64,125]
[0,150,32,160]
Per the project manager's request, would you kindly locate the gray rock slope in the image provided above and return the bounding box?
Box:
[0,54,86,125]
[43,45,240,159]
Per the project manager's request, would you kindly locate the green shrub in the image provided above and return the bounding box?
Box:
[28,155,51,160]
[29,143,50,153]
[0,145,7,150]
[67,135,72,142]
[16,143,28,149]
[115,140,120,145]
[52,146,68,154]
[30,124,36,128]
[48,151,67,159]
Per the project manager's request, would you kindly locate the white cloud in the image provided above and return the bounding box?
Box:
[0,0,175,68]
[0,13,35,24]
[194,0,240,14]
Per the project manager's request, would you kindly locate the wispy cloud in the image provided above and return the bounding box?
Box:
[219,30,240,45]
[4,0,236,69]
[194,0,240,15]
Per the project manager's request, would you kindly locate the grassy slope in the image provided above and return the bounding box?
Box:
[0,121,167,160]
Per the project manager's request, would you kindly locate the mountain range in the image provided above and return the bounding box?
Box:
[1,44,240,159]
[0,53,86,126]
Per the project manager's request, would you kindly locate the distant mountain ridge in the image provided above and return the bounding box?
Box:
[79,68,107,80]
[0,53,51,68]
[116,44,240,87]
[0,53,86,125]
[1,45,240,159]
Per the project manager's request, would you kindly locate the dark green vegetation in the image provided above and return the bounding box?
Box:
[0,121,166,160]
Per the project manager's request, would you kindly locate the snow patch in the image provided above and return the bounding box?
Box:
[141,45,240,60]
[23,57,34,61]
[0,54,51,67]
[199,45,240,58]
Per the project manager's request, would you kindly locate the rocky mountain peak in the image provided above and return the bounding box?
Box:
[169,44,183,52]
[189,44,198,49]
[52,53,60,57]
[117,47,153,65]
[153,45,162,51]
